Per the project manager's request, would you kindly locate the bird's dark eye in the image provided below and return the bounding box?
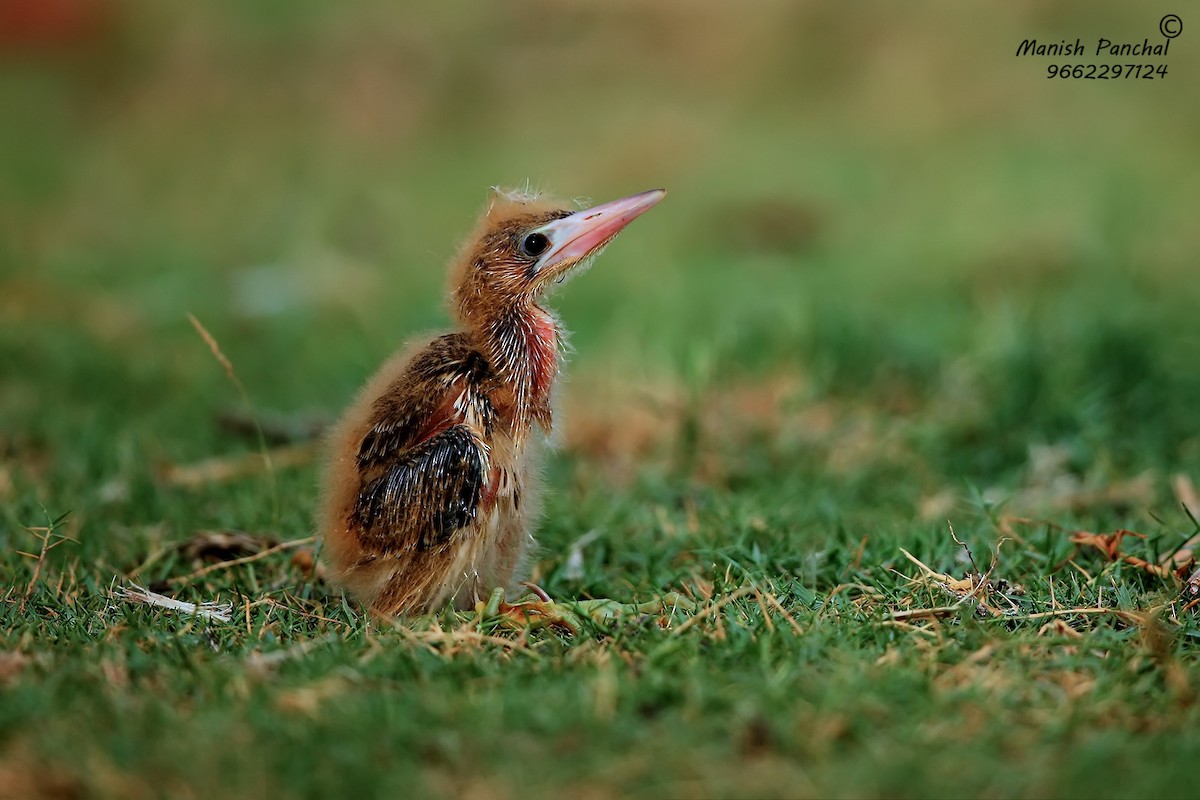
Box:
[520,232,550,258]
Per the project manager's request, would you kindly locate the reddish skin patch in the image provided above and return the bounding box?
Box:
[527,310,559,402]
[410,391,462,446]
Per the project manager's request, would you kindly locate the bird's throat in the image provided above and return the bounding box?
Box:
[480,304,559,428]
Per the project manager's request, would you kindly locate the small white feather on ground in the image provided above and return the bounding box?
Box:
[115,583,233,622]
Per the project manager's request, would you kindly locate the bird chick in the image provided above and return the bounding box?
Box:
[320,187,666,616]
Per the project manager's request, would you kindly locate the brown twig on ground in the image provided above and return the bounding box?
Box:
[167,536,316,586]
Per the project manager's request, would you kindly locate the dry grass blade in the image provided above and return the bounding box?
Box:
[752,585,805,635]
[1003,607,1139,624]
[18,512,76,612]
[878,619,940,636]
[186,313,279,522]
[188,313,236,381]
[888,605,962,622]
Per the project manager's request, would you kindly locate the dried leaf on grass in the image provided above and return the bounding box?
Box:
[1070,529,1146,561]
[1070,529,1196,582]
[1002,517,1196,585]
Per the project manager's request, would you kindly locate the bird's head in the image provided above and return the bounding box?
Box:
[451,187,665,327]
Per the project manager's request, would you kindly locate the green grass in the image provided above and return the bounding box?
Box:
[3,2,1200,798]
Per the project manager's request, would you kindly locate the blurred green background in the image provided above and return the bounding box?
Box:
[3,1,1198,469]
[2,2,1199,797]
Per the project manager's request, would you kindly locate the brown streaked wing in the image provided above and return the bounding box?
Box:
[352,422,489,553]
[350,336,497,554]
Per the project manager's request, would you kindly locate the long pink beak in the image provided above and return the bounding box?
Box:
[532,188,666,279]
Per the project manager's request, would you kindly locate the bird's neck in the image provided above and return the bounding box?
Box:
[475,302,560,430]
